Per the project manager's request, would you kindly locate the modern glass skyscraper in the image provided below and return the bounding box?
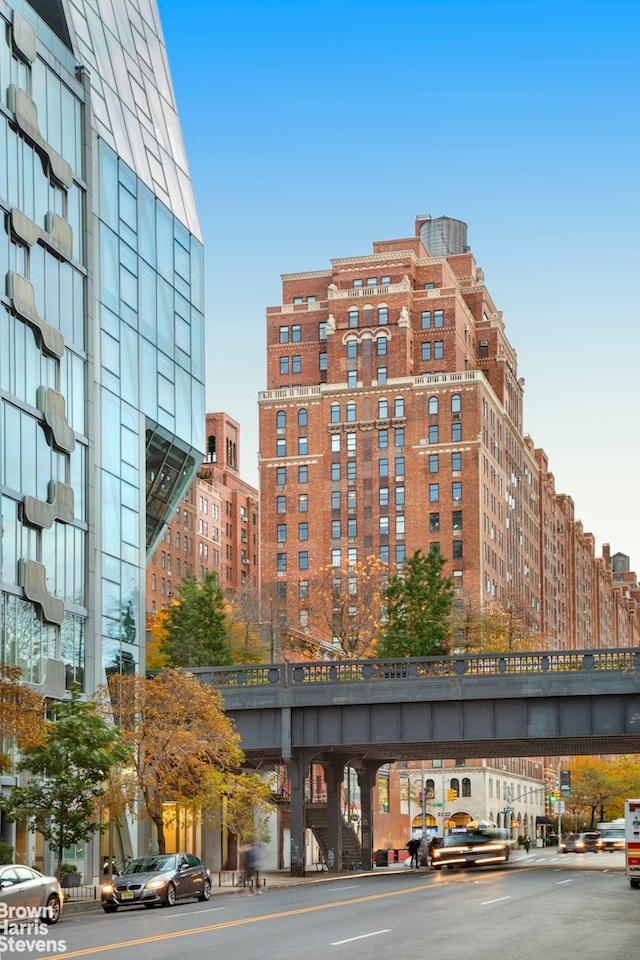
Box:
[0,0,204,705]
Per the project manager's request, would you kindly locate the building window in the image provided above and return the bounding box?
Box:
[352,279,363,288]
[276,410,286,429]
[299,522,309,541]
[396,515,405,536]
[381,275,391,285]
[429,424,439,443]
[279,356,289,375]
[379,458,389,478]
[298,408,308,427]
[452,481,462,501]
[299,580,309,599]
[347,460,357,481]
[379,486,389,507]
[348,370,358,387]
[347,339,358,359]
[279,326,289,343]
[421,342,431,361]
[452,510,462,534]
[429,484,439,502]
[379,515,389,536]
[298,465,308,483]
[395,544,405,564]
[298,436,308,454]
[452,451,462,471]
[394,427,404,447]
[331,462,341,481]
[434,310,444,327]
[346,401,356,422]
[378,398,388,418]
[428,396,438,415]
[421,311,431,329]
[377,367,387,385]
[319,321,327,340]
[380,545,390,563]
[276,495,286,514]
[462,778,471,798]
[277,552,287,572]
[299,551,309,570]
[347,489,357,511]
[452,540,463,558]
[395,486,405,506]
[331,403,340,423]
[479,340,489,358]
[451,778,460,796]
[395,456,404,477]
[434,341,444,360]
[293,297,303,305]
[424,282,435,290]
[349,308,359,327]
[429,454,439,473]
[331,490,341,510]
[347,517,357,537]
[319,351,327,370]
[331,520,341,539]
[429,512,440,532]
[378,428,389,448]
[378,306,388,324]
[276,466,287,485]
[347,433,356,453]
[376,336,387,355]
[292,355,302,374]
[366,277,377,286]
[331,548,341,566]
[394,397,405,417]
[298,493,308,512]
[331,434,341,452]
[276,438,286,457]
[451,422,462,442]
[451,394,461,414]
[292,324,301,342]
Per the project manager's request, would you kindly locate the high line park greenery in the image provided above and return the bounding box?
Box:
[0,686,130,879]
[99,670,272,854]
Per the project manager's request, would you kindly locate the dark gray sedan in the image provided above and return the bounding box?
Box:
[0,864,63,924]
[101,853,211,912]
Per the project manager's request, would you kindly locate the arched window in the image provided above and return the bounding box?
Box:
[426,778,435,796]
[451,394,461,413]
[462,778,471,798]
[450,778,460,796]
[348,308,359,328]
[378,398,388,419]
[276,410,286,429]
[297,408,308,427]
[394,396,405,417]
[207,434,216,462]
[428,396,438,415]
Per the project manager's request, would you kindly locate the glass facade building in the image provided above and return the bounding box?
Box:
[0,0,204,701]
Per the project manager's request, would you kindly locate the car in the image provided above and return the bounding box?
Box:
[0,864,63,924]
[559,831,600,853]
[101,852,211,912]
[430,832,510,871]
[596,829,625,852]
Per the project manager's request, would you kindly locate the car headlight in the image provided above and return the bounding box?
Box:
[144,878,167,890]
[576,842,585,849]
[102,884,114,894]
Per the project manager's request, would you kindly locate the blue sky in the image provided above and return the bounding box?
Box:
[157,0,640,570]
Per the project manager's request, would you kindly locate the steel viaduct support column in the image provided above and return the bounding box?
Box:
[287,750,313,877]
[319,757,346,874]
[355,760,388,872]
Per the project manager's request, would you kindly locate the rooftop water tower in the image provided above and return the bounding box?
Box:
[419,215,469,256]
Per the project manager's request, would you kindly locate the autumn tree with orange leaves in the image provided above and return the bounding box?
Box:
[0,663,46,773]
[99,670,271,853]
[302,556,387,658]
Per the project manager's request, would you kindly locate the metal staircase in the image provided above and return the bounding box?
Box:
[305,803,362,870]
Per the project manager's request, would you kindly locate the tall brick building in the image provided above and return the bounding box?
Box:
[258,216,638,651]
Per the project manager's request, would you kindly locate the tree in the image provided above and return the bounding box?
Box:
[302,556,386,658]
[156,572,232,668]
[0,663,47,773]
[562,756,640,829]
[378,547,453,658]
[452,593,545,655]
[100,670,272,853]
[0,686,130,878]
[225,586,271,665]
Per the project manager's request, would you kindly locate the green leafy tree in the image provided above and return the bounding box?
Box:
[0,687,130,878]
[378,547,453,658]
[158,571,232,668]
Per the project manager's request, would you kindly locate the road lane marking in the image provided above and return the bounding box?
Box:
[481,896,511,905]
[42,885,428,959]
[331,929,391,945]
[168,906,227,916]
[556,879,573,884]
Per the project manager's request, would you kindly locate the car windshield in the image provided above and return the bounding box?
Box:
[123,856,177,875]
[443,833,497,846]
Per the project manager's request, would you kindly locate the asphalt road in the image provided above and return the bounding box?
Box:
[16,853,637,960]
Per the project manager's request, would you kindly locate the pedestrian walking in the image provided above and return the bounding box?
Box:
[406,837,420,867]
[524,835,531,854]
[244,840,262,893]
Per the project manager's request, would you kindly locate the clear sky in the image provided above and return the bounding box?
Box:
[157,0,640,570]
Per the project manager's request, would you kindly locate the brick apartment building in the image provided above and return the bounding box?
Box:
[147,412,259,615]
[258,215,638,652]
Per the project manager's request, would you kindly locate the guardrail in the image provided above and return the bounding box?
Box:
[192,648,640,689]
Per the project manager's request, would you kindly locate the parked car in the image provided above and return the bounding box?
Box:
[559,832,600,853]
[431,832,510,871]
[101,853,211,912]
[0,865,63,924]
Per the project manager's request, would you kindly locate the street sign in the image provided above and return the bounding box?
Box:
[433,802,443,807]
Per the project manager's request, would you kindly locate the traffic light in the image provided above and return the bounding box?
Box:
[548,792,557,803]
[447,788,458,801]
